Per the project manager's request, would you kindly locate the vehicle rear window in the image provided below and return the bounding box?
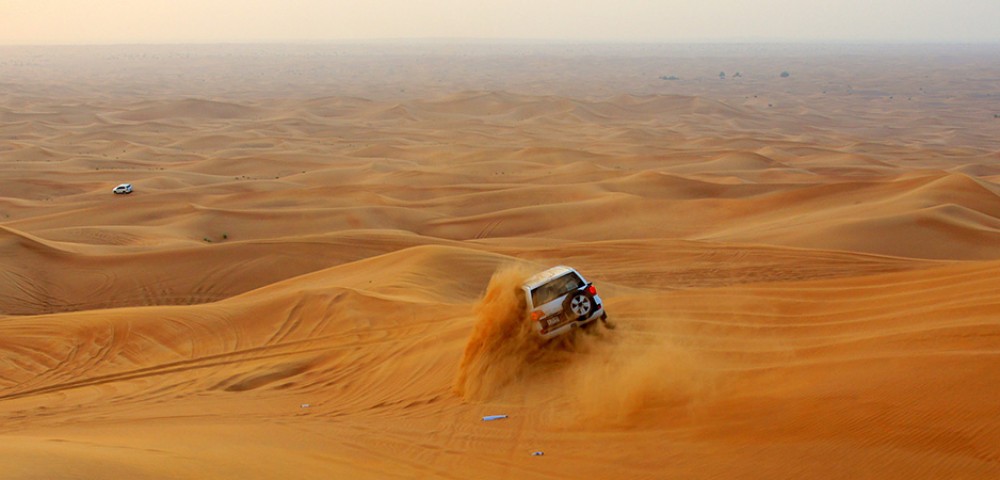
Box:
[530,272,584,308]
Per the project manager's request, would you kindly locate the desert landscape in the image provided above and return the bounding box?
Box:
[1,43,999,478]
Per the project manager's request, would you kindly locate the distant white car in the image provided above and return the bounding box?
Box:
[112,183,133,194]
[520,266,610,339]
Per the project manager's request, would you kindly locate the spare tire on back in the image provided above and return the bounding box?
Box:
[562,290,595,320]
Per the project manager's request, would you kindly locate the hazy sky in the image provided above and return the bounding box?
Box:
[2,0,999,45]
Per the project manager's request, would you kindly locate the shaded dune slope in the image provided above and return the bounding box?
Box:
[0,225,465,314]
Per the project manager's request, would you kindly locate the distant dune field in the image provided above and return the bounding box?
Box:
[1,44,999,479]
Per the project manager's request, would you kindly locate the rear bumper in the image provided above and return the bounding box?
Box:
[536,305,606,339]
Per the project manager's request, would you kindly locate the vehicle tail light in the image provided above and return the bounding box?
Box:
[531,311,543,322]
[587,285,597,295]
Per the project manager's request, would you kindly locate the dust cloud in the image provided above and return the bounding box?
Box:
[456,265,719,423]
[454,264,542,400]
[563,335,718,427]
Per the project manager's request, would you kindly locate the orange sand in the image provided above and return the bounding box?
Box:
[1,43,999,479]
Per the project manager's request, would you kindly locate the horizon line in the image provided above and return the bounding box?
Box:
[3,37,1000,48]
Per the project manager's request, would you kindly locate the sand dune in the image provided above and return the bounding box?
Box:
[111,98,262,122]
[2,44,999,479]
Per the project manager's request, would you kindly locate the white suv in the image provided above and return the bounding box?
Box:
[521,266,609,339]
[112,183,133,194]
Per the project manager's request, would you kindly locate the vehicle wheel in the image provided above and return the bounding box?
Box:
[563,291,594,319]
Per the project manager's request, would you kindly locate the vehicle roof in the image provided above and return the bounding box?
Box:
[522,265,578,290]
[115,183,131,187]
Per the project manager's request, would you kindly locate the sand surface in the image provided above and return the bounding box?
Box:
[1,43,999,478]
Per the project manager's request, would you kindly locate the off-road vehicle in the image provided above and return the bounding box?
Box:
[520,266,609,339]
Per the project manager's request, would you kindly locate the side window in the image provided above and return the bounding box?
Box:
[529,286,545,309]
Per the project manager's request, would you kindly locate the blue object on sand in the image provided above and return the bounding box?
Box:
[481,415,508,421]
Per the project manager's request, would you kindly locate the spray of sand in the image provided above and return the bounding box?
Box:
[456,266,720,424]
[454,264,542,400]
[563,334,718,427]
